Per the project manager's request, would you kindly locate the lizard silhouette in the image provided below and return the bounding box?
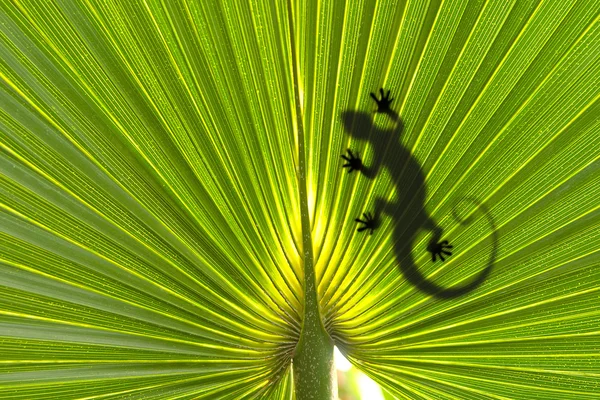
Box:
[341,89,497,299]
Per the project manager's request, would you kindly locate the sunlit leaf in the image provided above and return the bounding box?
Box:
[1,0,598,398]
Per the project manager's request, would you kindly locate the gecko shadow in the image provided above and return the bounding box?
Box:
[341,105,497,299]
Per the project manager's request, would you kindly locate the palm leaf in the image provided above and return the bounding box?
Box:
[1,0,598,399]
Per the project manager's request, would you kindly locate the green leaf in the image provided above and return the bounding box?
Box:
[1,0,598,398]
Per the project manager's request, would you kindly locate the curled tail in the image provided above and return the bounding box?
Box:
[443,198,498,297]
[401,198,498,299]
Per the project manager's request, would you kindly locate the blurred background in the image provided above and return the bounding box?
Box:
[335,347,396,400]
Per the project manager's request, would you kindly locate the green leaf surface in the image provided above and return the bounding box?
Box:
[1,0,598,398]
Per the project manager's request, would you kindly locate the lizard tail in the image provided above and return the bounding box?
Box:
[399,198,498,299]
[441,197,498,297]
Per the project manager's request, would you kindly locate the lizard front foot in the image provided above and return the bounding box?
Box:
[341,149,362,173]
[370,88,393,112]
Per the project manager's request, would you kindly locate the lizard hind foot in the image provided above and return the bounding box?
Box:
[355,212,378,235]
[428,239,453,262]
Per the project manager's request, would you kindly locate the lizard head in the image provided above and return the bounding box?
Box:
[340,111,374,140]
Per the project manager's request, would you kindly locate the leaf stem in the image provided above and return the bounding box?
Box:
[285,0,335,398]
